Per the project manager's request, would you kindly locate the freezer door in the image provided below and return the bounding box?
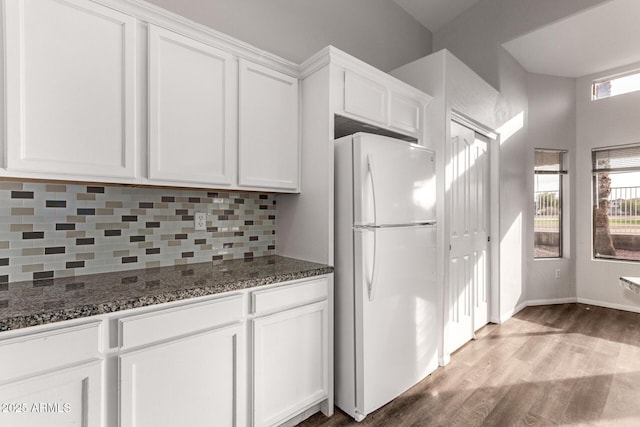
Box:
[354,225,438,417]
[353,134,435,226]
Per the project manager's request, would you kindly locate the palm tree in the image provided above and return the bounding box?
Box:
[594,172,616,256]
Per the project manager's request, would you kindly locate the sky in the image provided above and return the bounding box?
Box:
[609,171,640,188]
[534,172,640,195]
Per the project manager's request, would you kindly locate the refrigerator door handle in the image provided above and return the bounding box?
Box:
[368,228,379,302]
[367,154,378,226]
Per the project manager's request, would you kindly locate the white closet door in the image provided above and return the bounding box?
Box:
[4,0,136,179]
[148,25,235,186]
[446,121,490,355]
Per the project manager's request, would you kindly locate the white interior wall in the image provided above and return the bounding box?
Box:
[391,49,503,355]
[431,0,606,319]
[526,73,577,303]
[576,62,640,313]
[495,51,529,319]
[145,0,433,72]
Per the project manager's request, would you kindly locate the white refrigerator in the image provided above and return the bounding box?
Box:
[334,133,438,421]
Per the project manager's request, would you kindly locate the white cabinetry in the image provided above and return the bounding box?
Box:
[343,71,388,126]
[117,294,246,427]
[0,274,332,426]
[1,0,301,193]
[147,25,235,186]
[120,325,244,427]
[3,0,137,179]
[239,60,299,191]
[389,92,422,136]
[276,46,431,266]
[0,321,103,427]
[339,68,425,140]
[250,279,329,427]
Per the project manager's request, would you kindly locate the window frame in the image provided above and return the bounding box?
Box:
[592,143,640,263]
[534,149,567,259]
[592,69,640,101]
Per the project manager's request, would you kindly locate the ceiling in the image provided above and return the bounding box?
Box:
[503,0,640,78]
[392,0,480,33]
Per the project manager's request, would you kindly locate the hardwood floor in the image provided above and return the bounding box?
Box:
[299,303,640,426]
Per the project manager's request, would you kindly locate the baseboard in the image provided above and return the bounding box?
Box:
[527,297,577,306]
[279,403,322,427]
[577,297,640,314]
[499,301,528,323]
[497,297,640,322]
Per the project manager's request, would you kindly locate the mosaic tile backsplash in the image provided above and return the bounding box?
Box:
[0,181,276,284]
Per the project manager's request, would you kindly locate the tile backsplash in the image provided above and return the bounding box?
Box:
[0,181,276,284]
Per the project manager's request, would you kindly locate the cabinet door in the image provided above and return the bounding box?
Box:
[252,301,329,427]
[343,71,388,126]
[148,25,235,186]
[389,92,422,137]
[4,0,136,179]
[0,361,103,427]
[238,60,299,191]
[120,324,245,427]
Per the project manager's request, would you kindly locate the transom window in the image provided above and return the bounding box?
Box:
[592,70,640,100]
[592,144,640,262]
[534,150,567,258]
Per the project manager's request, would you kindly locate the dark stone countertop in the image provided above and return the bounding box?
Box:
[0,256,333,332]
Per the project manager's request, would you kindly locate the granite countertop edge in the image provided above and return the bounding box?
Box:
[0,256,333,332]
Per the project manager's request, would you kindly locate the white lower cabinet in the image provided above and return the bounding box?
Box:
[119,324,245,427]
[0,274,332,427]
[251,300,329,427]
[0,361,103,427]
[0,321,103,427]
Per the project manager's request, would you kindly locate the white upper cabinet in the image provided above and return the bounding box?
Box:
[322,47,430,140]
[3,0,137,179]
[389,92,422,136]
[343,71,388,126]
[341,69,426,139]
[1,0,300,192]
[238,60,299,191]
[147,25,235,186]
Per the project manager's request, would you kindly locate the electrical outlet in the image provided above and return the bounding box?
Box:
[555,269,561,279]
[194,212,207,231]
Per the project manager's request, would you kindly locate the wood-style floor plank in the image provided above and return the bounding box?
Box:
[298,303,640,427]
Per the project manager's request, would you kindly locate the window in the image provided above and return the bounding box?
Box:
[592,70,640,100]
[534,150,567,258]
[593,145,640,262]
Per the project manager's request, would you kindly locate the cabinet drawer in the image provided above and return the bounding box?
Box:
[0,321,102,382]
[251,277,328,315]
[118,294,243,349]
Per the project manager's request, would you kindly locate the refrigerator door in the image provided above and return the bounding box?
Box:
[353,133,435,227]
[354,225,438,416]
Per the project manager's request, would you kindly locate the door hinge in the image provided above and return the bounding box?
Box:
[449,244,452,251]
[487,236,491,242]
